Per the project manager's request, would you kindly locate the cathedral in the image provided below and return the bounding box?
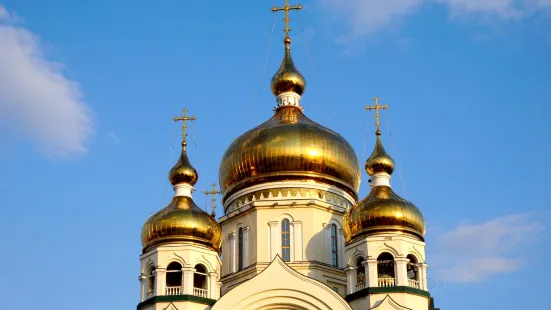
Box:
[137,2,440,310]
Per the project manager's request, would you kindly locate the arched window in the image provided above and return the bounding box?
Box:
[166,262,182,295]
[377,253,396,287]
[407,254,419,288]
[147,267,155,296]
[281,219,291,262]
[193,264,208,298]
[331,224,338,267]
[356,257,366,291]
[238,227,244,271]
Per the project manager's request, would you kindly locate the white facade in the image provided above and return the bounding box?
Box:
[218,180,352,296]
[344,234,431,310]
[138,175,437,310]
[138,243,221,310]
[211,255,352,310]
[139,163,437,310]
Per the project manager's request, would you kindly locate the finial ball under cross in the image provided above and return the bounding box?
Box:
[174,108,197,147]
[365,97,389,133]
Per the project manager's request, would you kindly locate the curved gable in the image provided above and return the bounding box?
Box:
[211,256,352,310]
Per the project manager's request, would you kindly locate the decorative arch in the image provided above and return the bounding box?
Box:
[141,258,156,274]
[348,248,365,266]
[407,245,425,263]
[328,218,342,229]
[164,252,187,268]
[194,255,215,273]
[279,213,295,223]
[373,243,400,258]
[210,256,352,310]
[235,222,245,233]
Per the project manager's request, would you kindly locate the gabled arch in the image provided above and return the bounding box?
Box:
[279,213,295,223]
[194,254,215,273]
[141,258,156,274]
[164,252,187,268]
[348,248,365,266]
[328,218,342,229]
[407,245,425,263]
[235,221,245,232]
[373,243,400,258]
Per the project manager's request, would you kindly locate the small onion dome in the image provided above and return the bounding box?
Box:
[343,186,426,244]
[141,196,222,253]
[270,38,306,97]
[169,142,198,186]
[365,130,395,176]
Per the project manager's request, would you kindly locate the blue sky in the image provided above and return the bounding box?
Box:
[0,0,550,309]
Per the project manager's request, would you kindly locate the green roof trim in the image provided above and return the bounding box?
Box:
[137,294,216,309]
[430,297,440,310]
[345,286,431,302]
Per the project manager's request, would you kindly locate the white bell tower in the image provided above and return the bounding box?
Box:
[138,109,223,310]
[343,98,438,310]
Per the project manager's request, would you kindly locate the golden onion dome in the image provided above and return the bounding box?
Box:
[343,186,426,244]
[169,142,198,186]
[270,38,306,97]
[365,130,395,176]
[141,195,222,253]
[344,126,425,244]
[219,106,361,205]
[142,115,222,253]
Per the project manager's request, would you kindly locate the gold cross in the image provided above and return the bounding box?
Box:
[173,108,197,147]
[365,97,389,131]
[272,0,303,40]
[204,182,221,217]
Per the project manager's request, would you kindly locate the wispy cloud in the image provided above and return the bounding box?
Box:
[0,5,20,23]
[320,0,551,42]
[0,5,94,158]
[107,132,120,143]
[431,213,545,283]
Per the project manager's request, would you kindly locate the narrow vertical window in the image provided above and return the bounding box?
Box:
[148,267,155,296]
[193,264,208,298]
[281,219,291,262]
[331,224,338,267]
[238,227,244,271]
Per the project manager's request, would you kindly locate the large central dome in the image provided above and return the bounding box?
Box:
[219,106,361,201]
[219,35,360,204]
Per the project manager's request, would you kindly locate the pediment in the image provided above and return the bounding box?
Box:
[163,303,179,310]
[371,295,412,310]
[211,255,352,310]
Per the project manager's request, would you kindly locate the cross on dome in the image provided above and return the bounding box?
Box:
[174,108,197,148]
[365,97,389,134]
[204,183,221,217]
[272,0,303,41]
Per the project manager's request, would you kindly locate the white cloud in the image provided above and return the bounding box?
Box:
[441,0,521,18]
[0,5,93,157]
[320,0,551,41]
[431,213,544,283]
[320,0,423,38]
